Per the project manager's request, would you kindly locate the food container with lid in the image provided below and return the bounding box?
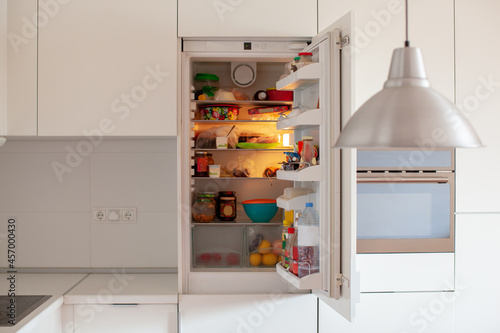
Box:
[199,104,240,120]
[266,88,293,101]
[194,73,220,100]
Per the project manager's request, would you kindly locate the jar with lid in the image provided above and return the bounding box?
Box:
[207,153,215,166]
[194,73,220,100]
[301,136,314,166]
[194,152,209,177]
[192,198,216,223]
[217,191,237,221]
[291,56,301,72]
[296,52,313,70]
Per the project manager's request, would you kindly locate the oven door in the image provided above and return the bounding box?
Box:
[356,172,454,253]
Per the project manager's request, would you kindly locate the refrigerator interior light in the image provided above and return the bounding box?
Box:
[283,133,290,147]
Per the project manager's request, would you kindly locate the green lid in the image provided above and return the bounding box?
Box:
[294,57,301,61]
[195,73,219,81]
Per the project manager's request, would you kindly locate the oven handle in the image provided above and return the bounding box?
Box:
[357,177,450,184]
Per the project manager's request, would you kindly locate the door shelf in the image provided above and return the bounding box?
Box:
[276,263,322,290]
[276,165,322,181]
[276,63,321,90]
[276,194,311,211]
[276,108,322,130]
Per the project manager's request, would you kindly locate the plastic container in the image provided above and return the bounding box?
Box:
[247,224,281,267]
[192,225,243,267]
[266,88,293,101]
[195,73,220,100]
[198,104,240,120]
[297,202,320,277]
[242,199,278,223]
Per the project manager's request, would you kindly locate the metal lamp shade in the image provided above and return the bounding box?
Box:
[335,47,482,148]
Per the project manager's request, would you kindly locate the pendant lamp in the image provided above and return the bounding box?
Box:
[335,0,482,148]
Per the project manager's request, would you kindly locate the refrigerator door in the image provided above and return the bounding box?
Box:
[313,12,357,322]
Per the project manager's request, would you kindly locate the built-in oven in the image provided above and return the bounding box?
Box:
[356,149,455,254]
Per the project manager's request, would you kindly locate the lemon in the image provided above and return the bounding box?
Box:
[257,240,272,254]
[262,253,278,266]
[249,253,262,266]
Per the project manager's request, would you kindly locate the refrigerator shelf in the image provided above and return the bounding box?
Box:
[192,119,279,124]
[276,194,311,211]
[276,108,322,130]
[192,222,282,226]
[276,263,322,290]
[191,148,293,152]
[276,63,321,90]
[276,165,322,181]
[192,176,279,180]
[192,100,293,106]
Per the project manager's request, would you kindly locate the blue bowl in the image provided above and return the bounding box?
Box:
[242,199,278,223]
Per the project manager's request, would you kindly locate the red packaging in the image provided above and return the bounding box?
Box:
[266,88,293,101]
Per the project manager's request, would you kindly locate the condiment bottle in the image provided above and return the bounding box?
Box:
[301,136,314,166]
[194,152,209,177]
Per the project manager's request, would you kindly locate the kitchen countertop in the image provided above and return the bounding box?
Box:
[64,273,178,304]
[0,273,87,333]
[0,273,178,332]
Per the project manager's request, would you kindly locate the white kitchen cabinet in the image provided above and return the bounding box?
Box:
[178,0,317,37]
[0,0,37,136]
[454,214,500,332]
[65,304,177,333]
[179,294,317,333]
[319,292,455,333]
[455,0,500,213]
[38,0,177,136]
[318,0,454,109]
[21,307,62,333]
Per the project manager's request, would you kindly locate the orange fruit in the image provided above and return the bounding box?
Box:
[249,253,262,266]
[257,240,271,254]
[262,253,278,266]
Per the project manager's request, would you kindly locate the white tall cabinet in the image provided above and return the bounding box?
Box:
[38,0,177,136]
[178,0,317,37]
[0,0,37,136]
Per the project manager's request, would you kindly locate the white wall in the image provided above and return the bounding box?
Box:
[0,138,177,268]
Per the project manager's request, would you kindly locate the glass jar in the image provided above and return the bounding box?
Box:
[192,198,216,223]
[296,52,313,70]
[301,136,314,165]
[217,191,237,221]
[194,152,209,177]
[207,153,215,166]
[194,73,220,100]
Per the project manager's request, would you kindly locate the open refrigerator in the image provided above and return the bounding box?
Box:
[178,13,357,321]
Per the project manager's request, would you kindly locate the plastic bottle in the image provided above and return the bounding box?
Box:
[281,216,293,267]
[297,202,320,277]
[285,227,298,274]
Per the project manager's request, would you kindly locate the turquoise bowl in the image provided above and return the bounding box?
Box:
[242,199,278,223]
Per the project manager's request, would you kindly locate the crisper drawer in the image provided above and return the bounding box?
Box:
[357,149,454,171]
[192,224,281,269]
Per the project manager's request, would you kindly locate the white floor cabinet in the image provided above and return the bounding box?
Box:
[179,294,317,333]
[37,0,177,136]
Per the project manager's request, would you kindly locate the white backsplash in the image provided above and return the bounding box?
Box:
[0,138,177,269]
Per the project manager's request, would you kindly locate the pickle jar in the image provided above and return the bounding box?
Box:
[217,191,237,222]
[192,198,216,223]
[194,152,209,177]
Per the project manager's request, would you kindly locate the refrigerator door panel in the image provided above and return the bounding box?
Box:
[313,12,358,322]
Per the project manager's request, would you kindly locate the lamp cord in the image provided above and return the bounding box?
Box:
[405,0,410,47]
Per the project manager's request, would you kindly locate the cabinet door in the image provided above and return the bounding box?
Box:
[179,294,317,333]
[318,0,454,109]
[73,304,177,333]
[38,0,177,136]
[455,214,500,332]
[319,292,455,333]
[455,0,500,213]
[0,0,37,135]
[178,0,317,37]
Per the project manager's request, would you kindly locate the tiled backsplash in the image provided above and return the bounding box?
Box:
[0,138,177,268]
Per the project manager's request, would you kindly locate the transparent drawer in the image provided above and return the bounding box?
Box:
[192,225,244,268]
[246,224,282,268]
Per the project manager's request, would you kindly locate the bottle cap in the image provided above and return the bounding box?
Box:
[288,227,295,233]
[305,202,313,208]
[298,52,313,56]
[294,57,301,61]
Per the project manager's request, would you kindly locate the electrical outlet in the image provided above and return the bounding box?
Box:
[93,209,107,222]
[107,209,121,222]
[122,207,136,222]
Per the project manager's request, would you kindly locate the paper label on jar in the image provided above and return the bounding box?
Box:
[222,204,234,217]
[298,226,319,246]
[196,157,208,172]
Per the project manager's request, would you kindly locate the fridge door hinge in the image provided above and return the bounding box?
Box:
[335,273,350,287]
[338,35,350,48]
